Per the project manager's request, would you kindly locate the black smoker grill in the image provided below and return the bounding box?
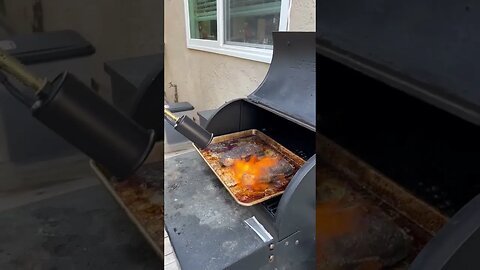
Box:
[164,32,316,270]
[317,1,480,269]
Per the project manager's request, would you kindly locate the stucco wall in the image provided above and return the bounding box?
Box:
[164,0,315,116]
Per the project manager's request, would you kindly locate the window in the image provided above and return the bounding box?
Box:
[188,0,218,40]
[185,0,290,63]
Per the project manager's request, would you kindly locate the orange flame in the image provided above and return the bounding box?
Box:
[316,199,364,264]
[232,155,279,190]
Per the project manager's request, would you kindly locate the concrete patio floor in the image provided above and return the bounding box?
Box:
[0,177,162,270]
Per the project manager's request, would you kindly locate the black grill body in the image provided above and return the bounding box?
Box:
[164,32,316,270]
[317,2,480,269]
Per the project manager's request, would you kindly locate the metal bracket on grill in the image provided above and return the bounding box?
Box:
[244,216,273,243]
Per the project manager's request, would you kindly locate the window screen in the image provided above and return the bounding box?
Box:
[189,0,218,40]
[225,0,281,48]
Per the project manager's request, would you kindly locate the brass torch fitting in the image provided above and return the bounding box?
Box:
[164,108,179,122]
[0,49,47,93]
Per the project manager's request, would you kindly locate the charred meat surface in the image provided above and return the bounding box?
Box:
[219,143,263,166]
[268,158,296,177]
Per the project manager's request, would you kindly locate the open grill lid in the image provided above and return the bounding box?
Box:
[317,1,480,126]
[248,32,316,129]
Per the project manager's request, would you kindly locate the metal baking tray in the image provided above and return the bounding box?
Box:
[316,133,448,268]
[90,142,164,258]
[194,129,305,206]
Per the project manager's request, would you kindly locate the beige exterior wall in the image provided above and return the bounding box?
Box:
[164,0,315,117]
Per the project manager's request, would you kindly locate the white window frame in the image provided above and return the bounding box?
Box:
[184,0,291,63]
